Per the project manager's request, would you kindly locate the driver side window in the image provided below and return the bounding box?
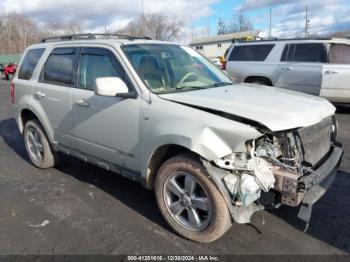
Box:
[78,49,124,90]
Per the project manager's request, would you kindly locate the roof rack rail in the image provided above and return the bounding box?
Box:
[237,37,333,43]
[41,33,152,43]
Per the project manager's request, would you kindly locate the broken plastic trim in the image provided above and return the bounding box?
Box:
[201,137,286,224]
[201,159,264,224]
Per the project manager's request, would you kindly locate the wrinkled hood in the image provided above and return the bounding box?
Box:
[159,84,336,132]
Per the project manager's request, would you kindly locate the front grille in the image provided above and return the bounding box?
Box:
[297,117,332,167]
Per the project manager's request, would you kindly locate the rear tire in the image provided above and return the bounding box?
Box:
[246,78,271,86]
[23,119,59,169]
[251,80,268,85]
[155,153,232,243]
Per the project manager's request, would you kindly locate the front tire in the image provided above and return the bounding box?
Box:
[155,154,232,243]
[23,119,59,169]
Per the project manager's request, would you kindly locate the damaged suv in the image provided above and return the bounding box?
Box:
[13,34,342,243]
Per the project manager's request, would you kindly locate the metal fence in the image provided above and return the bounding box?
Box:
[0,54,22,64]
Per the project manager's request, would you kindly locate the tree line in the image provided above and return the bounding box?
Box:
[0,12,185,55]
[0,11,255,56]
[217,12,254,35]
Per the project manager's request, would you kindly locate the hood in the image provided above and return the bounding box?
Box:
[158,84,336,132]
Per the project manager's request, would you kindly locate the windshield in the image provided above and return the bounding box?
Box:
[122,44,233,94]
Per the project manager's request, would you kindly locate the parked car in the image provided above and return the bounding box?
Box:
[225,38,350,104]
[4,63,17,80]
[211,57,222,67]
[13,34,342,243]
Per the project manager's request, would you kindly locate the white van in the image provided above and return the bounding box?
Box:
[225,38,350,104]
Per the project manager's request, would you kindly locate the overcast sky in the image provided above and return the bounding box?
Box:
[1,0,350,41]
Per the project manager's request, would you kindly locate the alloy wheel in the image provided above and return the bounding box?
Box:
[26,126,44,162]
[163,172,212,231]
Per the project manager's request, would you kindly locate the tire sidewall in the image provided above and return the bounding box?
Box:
[23,120,55,169]
[155,154,231,243]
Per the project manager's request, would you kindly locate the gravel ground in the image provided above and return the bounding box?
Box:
[0,80,349,255]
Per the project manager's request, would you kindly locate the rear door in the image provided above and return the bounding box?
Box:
[70,47,140,169]
[15,48,46,106]
[277,43,326,95]
[321,43,350,103]
[34,47,78,146]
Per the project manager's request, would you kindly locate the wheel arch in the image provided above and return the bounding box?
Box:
[19,107,54,144]
[244,75,273,86]
[143,144,202,190]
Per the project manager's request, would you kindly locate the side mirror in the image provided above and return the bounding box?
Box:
[95,77,131,97]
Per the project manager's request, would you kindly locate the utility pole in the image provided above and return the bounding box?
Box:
[141,0,146,35]
[305,5,310,38]
[269,8,272,39]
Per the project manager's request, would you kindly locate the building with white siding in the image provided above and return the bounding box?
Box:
[190,30,261,59]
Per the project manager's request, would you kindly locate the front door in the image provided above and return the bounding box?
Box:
[70,47,140,169]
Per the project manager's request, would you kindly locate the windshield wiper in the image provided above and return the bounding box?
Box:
[175,82,232,91]
[175,85,208,90]
[213,82,233,87]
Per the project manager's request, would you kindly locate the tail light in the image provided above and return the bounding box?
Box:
[221,60,227,71]
[10,80,15,104]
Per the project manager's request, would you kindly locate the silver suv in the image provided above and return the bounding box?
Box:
[13,34,343,243]
[225,38,350,104]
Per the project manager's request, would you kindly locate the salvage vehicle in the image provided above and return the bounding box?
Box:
[225,38,350,104]
[12,34,343,243]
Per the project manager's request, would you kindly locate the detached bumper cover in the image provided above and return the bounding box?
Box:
[300,144,343,203]
[297,144,343,222]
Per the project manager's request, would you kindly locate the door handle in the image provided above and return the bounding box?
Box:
[324,70,338,75]
[75,99,90,107]
[34,91,46,99]
[282,67,293,71]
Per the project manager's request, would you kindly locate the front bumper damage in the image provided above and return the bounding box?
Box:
[202,143,343,225]
[297,144,342,224]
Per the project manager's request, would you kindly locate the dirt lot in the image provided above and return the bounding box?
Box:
[0,80,349,255]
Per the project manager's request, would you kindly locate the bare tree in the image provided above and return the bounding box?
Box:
[217,17,227,35]
[217,12,253,35]
[0,12,86,55]
[43,19,84,36]
[117,13,184,41]
[0,12,182,55]
[0,13,41,54]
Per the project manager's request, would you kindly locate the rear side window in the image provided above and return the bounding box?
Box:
[228,44,275,61]
[281,44,296,62]
[18,48,45,80]
[43,48,76,85]
[281,44,290,61]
